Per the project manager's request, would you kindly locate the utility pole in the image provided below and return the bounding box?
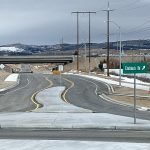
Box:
[72,11,96,72]
[78,12,96,73]
[103,2,114,76]
[72,12,80,71]
[88,12,97,73]
[61,37,64,51]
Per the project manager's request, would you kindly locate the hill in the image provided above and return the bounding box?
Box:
[0,39,150,56]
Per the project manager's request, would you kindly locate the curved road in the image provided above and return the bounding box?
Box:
[0,69,150,121]
[0,69,50,112]
[47,74,150,120]
[64,75,150,120]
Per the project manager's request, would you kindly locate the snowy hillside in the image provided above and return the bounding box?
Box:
[0,47,24,52]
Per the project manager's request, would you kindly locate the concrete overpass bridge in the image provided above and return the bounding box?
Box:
[0,55,74,64]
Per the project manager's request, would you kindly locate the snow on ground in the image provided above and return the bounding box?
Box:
[65,72,150,91]
[0,112,150,129]
[0,47,24,52]
[5,74,19,82]
[0,140,149,150]
[106,69,150,79]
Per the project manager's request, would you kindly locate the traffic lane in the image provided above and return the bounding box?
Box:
[45,74,71,90]
[20,64,32,73]
[63,75,150,120]
[0,64,32,95]
[64,75,101,109]
[0,129,150,143]
[0,73,49,112]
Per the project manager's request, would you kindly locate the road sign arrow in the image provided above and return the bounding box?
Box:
[142,66,145,70]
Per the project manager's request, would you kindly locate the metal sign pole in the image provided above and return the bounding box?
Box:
[122,62,148,124]
[134,73,136,124]
[60,72,61,86]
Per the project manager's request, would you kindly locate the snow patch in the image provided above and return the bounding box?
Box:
[64,72,150,91]
[0,140,149,150]
[5,74,19,82]
[0,47,24,52]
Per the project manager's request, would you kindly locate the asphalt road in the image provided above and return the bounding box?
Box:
[0,129,149,143]
[1,68,150,142]
[0,65,49,112]
[1,68,150,121]
[46,74,150,120]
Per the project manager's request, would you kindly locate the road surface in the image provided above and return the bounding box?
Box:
[45,74,150,120]
[0,129,149,143]
[0,69,150,120]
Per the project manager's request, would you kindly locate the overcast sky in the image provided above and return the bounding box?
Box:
[0,0,150,45]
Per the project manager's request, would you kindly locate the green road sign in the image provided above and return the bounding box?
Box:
[122,62,148,74]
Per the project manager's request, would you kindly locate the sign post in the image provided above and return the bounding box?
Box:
[122,62,148,124]
[134,73,136,124]
[58,65,64,86]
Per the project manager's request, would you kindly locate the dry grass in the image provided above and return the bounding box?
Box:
[108,86,150,108]
[64,56,103,72]
[109,95,150,108]
[64,54,149,73]
[0,70,11,81]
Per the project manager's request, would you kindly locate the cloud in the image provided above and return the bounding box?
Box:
[0,0,149,44]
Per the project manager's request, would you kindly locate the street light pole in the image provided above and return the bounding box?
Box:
[107,9,110,76]
[108,21,122,86]
[119,27,122,87]
[89,12,91,73]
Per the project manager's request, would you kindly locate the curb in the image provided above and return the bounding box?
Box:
[100,94,150,111]
[1,125,150,131]
[110,93,150,98]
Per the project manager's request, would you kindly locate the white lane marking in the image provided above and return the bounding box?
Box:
[99,94,150,112]
[99,94,132,108]
[71,75,150,112]
[77,77,98,95]
[0,78,32,96]
[77,77,135,109]
[72,74,114,94]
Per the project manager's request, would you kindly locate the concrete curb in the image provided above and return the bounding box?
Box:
[100,94,150,111]
[110,93,150,98]
[1,124,150,131]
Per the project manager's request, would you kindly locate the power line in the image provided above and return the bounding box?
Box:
[72,11,96,73]
[115,0,141,11]
[102,2,114,76]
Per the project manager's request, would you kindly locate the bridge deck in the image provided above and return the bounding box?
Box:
[0,56,74,64]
